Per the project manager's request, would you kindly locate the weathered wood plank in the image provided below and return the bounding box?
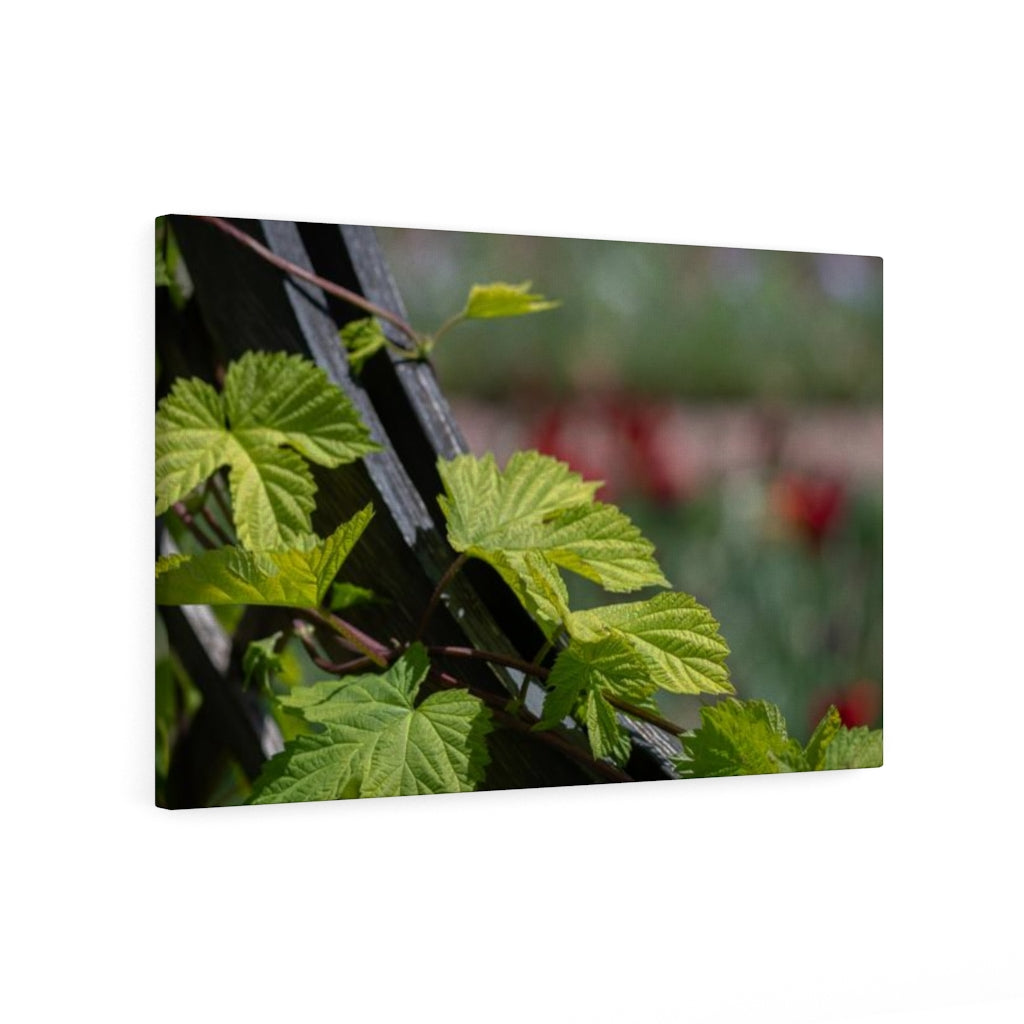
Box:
[167,215,615,790]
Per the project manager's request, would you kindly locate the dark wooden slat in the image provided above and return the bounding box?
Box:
[168,215,612,790]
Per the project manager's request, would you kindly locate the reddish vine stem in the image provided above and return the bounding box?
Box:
[431,644,686,737]
[171,501,216,550]
[197,215,419,346]
[291,624,634,783]
[414,553,469,640]
[305,608,390,667]
[427,644,550,680]
[294,625,383,677]
[425,668,633,785]
[604,695,686,736]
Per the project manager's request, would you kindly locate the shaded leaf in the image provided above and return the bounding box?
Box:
[538,635,646,762]
[823,726,883,770]
[340,317,388,372]
[242,632,284,691]
[805,705,843,770]
[155,506,373,607]
[250,645,492,802]
[328,582,379,612]
[676,699,806,778]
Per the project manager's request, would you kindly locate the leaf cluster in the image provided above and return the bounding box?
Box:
[676,700,883,777]
[437,451,733,765]
[339,281,560,372]
[157,283,878,803]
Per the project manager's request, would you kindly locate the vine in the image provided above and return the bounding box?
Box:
[155,225,882,804]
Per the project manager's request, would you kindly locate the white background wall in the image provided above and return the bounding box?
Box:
[3,3,1021,1022]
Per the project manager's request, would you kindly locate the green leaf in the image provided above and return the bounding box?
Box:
[584,688,631,766]
[676,699,806,778]
[156,351,380,549]
[437,452,667,632]
[510,501,670,592]
[482,549,572,638]
[250,644,492,802]
[538,635,646,761]
[463,281,560,319]
[805,705,843,770]
[155,505,373,606]
[439,452,599,550]
[242,632,284,691]
[340,317,388,372]
[569,593,732,695]
[328,581,379,612]
[823,726,883,770]
[542,635,652,723]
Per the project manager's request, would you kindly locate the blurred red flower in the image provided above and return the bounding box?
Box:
[770,473,845,547]
[811,678,882,731]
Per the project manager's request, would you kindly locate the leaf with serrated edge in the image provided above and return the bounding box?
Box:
[498,501,669,592]
[438,452,666,635]
[155,505,373,607]
[439,451,599,551]
[250,644,492,802]
[676,699,806,778]
[585,688,632,766]
[339,317,388,373]
[805,705,843,769]
[539,638,639,762]
[570,592,732,695]
[823,727,883,770]
[156,351,379,548]
[541,635,652,726]
[485,549,572,638]
[463,282,560,319]
[155,377,232,515]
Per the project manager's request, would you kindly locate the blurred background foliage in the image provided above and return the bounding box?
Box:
[379,227,882,741]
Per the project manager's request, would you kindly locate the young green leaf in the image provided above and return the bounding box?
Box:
[328,581,380,612]
[242,632,284,691]
[156,505,373,607]
[463,282,560,319]
[156,351,380,549]
[822,726,883,770]
[249,644,492,802]
[569,592,733,695]
[340,317,388,372]
[676,699,806,777]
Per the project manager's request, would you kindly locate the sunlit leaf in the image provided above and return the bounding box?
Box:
[463,281,560,319]
[569,593,732,695]
[156,351,379,548]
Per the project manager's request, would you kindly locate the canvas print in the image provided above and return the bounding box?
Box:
[155,216,882,808]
